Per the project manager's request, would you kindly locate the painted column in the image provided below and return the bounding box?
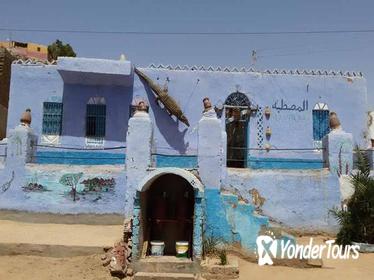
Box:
[197,109,230,246]
[131,192,141,259]
[125,111,153,216]
[323,130,353,176]
[193,191,204,260]
[6,124,38,167]
[197,113,225,189]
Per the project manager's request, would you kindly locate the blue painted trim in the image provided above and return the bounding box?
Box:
[35,152,322,170]
[248,157,323,169]
[155,154,197,168]
[35,151,125,165]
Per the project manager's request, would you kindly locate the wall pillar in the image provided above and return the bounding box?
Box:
[367,149,374,170]
[192,191,204,260]
[131,192,141,259]
[197,114,226,189]
[323,130,353,176]
[125,111,153,216]
[6,124,37,167]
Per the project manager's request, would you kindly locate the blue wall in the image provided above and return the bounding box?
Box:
[7,61,368,161]
[1,59,364,234]
[135,67,367,158]
[205,189,269,250]
[227,168,340,231]
[61,83,133,147]
[0,164,125,214]
[7,64,63,137]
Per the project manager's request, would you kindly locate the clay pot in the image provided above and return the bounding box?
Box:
[329,112,341,130]
[20,108,32,125]
[264,106,271,118]
[265,127,272,138]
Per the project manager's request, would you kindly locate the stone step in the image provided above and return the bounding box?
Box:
[134,272,196,280]
[133,257,199,274]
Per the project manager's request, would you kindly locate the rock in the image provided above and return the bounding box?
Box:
[103,246,112,252]
[307,258,323,267]
[102,235,132,278]
[352,242,374,253]
[101,254,111,267]
[127,267,134,276]
[109,257,124,275]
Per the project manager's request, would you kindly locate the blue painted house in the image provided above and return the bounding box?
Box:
[0,56,371,259]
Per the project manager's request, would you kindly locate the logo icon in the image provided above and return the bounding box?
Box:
[256,235,278,266]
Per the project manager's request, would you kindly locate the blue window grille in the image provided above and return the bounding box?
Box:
[312,109,330,140]
[86,104,106,137]
[42,102,63,135]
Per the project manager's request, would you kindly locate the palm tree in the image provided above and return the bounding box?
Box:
[330,149,374,245]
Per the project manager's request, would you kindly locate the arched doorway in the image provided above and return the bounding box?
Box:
[133,168,204,260]
[143,174,194,256]
[224,91,251,168]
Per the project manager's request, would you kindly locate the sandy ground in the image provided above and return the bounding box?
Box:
[0,220,123,247]
[0,219,373,280]
[0,251,373,280]
[239,236,374,280]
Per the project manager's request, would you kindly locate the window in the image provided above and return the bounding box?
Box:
[86,98,106,138]
[312,103,330,141]
[37,47,41,52]
[42,102,63,135]
[14,41,28,48]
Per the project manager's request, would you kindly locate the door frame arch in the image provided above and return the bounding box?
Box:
[132,168,204,260]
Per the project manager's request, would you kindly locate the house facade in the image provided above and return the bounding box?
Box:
[0,57,371,258]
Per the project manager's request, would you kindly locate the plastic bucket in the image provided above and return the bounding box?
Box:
[176,241,189,258]
[150,241,165,256]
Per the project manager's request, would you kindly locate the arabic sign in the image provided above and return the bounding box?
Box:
[272,99,309,113]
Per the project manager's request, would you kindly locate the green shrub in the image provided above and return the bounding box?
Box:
[218,249,227,266]
[330,149,374,245]
[202,235,220,257]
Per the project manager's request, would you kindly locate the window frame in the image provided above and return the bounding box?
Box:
[312,103,330,149]
[85,103,106,138]
[42,101,63,136]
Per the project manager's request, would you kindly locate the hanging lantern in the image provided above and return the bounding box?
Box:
[265,127,272,138]
[264,106,271,118]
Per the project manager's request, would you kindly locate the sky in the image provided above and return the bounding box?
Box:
[1,0,373,105]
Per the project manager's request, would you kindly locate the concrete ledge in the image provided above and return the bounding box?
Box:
[57,57,132,86]
[201,257,239,280]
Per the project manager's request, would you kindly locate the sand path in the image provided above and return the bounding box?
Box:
[0,219,373,280]
[0,219,123,247]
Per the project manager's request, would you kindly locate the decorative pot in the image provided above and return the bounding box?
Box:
[264,106,271,118]
[265,127,272,138]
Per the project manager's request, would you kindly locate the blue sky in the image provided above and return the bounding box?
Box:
[1,0,373,105]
